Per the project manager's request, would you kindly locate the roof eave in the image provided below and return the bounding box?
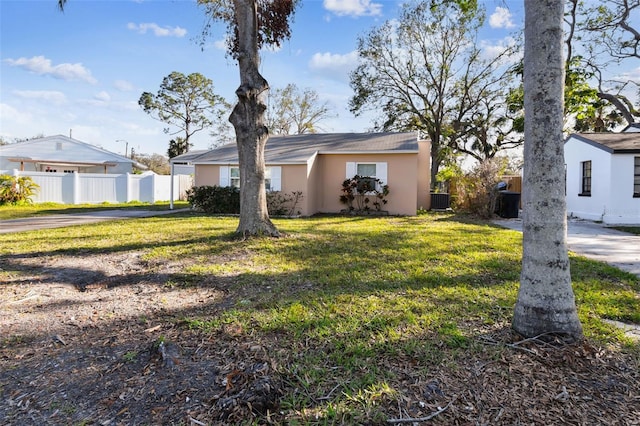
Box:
[318,150,419,155]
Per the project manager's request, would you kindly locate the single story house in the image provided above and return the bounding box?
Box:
[0,135,142,174]
[175,132,431,216]
[564,130,640,225]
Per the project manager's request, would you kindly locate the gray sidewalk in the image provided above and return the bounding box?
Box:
[493,218,640,278]
[0,209,190,234]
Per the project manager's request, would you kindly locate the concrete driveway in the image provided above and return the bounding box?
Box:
[0,209,190,234]
[493,218,640,278]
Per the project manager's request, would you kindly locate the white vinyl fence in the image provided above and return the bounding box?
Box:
[2,170,193,205]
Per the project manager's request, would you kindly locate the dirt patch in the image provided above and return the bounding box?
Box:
[1,251,639,425]
[1,251,279,424]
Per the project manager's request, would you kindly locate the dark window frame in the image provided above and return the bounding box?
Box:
[579,160,592,197]
[634,157,640,198]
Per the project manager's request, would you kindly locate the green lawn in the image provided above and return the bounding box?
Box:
[1,211,638,423]
[0,201,190,220]
[613,226,640,236]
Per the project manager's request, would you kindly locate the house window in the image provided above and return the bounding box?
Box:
[634,157,640,198]
[230,167,240,188]
[220,166,281,191]
[356,163,378,192]
[346,162,388,192]
[580,160,591,196]
[264,167,273,191]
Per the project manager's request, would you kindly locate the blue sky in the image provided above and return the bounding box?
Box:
[0,0,525,157]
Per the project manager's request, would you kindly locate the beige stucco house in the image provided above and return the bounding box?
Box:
[177,132,431,216]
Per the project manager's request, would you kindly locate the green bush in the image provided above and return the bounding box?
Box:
[187,185,240,214]
[0,174,40,205]
[266,190,303,216]
[339,175,389,213]
[187,185,304,217]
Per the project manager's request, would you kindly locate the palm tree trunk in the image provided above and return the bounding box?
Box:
[513,0,583,342]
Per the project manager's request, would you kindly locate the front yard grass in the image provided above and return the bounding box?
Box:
[613,226,640,235]
[1,212,638,424]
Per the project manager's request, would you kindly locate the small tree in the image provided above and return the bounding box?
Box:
[139,71,230,158]
[451,158,505,218]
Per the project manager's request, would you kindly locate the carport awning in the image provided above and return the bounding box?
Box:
[8,157,117,169]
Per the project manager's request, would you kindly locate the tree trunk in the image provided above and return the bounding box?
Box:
[229,0,279,237]
[512,0,583,342]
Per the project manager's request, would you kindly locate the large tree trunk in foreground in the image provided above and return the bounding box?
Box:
[230,0,279,237]
[513,0,583,342]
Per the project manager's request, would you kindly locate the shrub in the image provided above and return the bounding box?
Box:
[187,185,304,217]
[0,174,40,205]
[187,185,240,214]
[339,175,389,213]
[266,191,303,216]
[452,159,504,218]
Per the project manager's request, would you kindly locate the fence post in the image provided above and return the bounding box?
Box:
[151,174,156,203]
[73,171,81,204]
[126,173,132,203]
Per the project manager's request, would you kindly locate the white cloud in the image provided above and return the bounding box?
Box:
[13,90,67,104]
[5,56,97,84]
[0,103,33,126]
[114,80,134,92]
[94,91,111,103]
[213,38,228,50]
[127,22,187,37]
[323,0,382,17]
[618,66,640,82]
[480,37,520,64]
[309,50,359,81]
[489,6,515,29]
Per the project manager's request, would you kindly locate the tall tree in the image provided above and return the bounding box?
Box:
[349,0,520,188]
[266,83,332,134]
[564,0,640,128]
[138,71,230,158]
[199,0,297,237]
[512,0,583,342]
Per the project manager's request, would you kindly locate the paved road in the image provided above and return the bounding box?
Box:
[493,218,640,278]
[0,209,190,234]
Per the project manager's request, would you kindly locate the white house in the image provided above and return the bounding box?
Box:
[564,130,640,225]
[0,135,191,205]
[0,135,140,174]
